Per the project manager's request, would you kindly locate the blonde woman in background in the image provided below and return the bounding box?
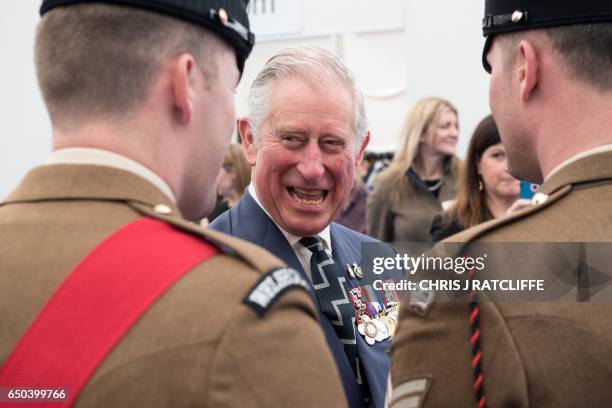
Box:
[367,97,460,243]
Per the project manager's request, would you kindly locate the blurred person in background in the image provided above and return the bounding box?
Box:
[430,115,524,241]
[207,144,251,222]
[333,174,369,233]
[361,151,393,191]
[367,97,460,243]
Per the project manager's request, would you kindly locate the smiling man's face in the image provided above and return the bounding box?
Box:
[244,76,367,236]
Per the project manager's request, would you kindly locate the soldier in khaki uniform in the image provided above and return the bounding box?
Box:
[0,1,346,406]
[389,1,612,407]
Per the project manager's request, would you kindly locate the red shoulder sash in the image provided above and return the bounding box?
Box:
[0,217,218,407]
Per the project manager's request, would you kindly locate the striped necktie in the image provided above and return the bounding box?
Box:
[299,236,369,397]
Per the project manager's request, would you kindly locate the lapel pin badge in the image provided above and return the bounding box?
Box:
[353,263,363,279]
[346,263,356,279]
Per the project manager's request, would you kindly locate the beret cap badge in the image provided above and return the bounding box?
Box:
[218,8,229,25]
[511,10,523,23]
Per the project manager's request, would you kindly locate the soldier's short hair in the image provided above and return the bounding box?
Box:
[546,24,612,90]
[35,3,225,126]
[498,23,612,90]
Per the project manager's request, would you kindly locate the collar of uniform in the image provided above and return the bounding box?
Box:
[47,148,176,203]
[2,163,179,217]
[544,144,612,183]
[247,184,332,253]
[540,147,612,195]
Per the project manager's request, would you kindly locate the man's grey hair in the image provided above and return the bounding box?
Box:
[247,46,369,148]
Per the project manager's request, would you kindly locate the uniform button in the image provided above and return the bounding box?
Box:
[154,204,172,215]
[531,193,549,206]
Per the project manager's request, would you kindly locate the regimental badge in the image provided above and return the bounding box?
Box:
[349,280,400,345]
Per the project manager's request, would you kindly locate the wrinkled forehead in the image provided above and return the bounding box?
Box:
[267,75,355,121]
[275,69,353,98]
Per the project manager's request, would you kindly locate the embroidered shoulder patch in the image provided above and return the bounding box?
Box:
[408,286,435,317]
[243,267,311,316]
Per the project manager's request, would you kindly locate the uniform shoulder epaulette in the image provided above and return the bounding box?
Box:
[444,184,572,244]
[128,201,314,317]
[405,185,574,318]
[128,201,285,273]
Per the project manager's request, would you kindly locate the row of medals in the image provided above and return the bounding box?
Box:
[357,302,399,345]
[346,264,400,345]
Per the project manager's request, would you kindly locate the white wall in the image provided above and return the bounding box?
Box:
[1,2,51,199]
[0,1,491,199]
[403,1,491,155]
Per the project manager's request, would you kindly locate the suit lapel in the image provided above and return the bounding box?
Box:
[330,224,352,266]
[330,224,362,282]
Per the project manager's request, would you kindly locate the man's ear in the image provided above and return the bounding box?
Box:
[172,53,197,125]
[239,117,257,166]
[517,39,539,102]
[355,131,371,166]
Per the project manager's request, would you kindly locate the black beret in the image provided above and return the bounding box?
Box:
[40,0,255,76]
[482,0,612,72]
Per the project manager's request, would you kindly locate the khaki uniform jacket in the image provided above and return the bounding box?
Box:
[389,151,612,408]
[367,163,458,243]
[0,164,346,407]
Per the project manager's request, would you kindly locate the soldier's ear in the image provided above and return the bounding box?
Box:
[171,53,197,125]
[239,117,257,166]
[517,39,538,103]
